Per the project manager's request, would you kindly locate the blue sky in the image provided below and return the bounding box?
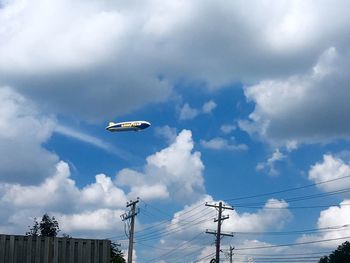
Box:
[1,1,350,262]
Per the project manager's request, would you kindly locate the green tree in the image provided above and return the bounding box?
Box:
[318,241,350,263]
[111,242,126,263]
[25,217,39,236]
[26,213,60,237]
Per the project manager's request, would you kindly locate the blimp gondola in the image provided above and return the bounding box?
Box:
[106,120,151,132]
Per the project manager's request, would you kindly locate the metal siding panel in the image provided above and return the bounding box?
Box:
[53,238,58,263]
[77,240,83,263]
[61,238,66,263]
[0,235,5,263]
[15,236,22,263]
[69,239,74,263]
[35,237,40,263]
[85,240,91,263]
[9,235,15,263]
[94,240,99,263]
[0,235,111,263]
[104,240,110,263]
[26,236,32,263]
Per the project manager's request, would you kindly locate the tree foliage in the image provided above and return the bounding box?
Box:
[319,241,350,263]
[26,213,60,237]
[111,242,126,263]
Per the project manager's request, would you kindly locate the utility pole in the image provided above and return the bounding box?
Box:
[121,198,139,263]
[205,202,234,263]
[229,246,234,263]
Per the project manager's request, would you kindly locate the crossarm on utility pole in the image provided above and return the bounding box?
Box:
[121,198,139,263]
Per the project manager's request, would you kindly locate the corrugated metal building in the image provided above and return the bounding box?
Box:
[0,234,111,263]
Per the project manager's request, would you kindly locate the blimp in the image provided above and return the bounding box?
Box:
[106,120,151,132]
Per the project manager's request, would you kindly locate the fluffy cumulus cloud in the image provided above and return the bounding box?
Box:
[298,200,350,248]
[116,129,205,203]
[240,46,350,146]
[201,100,217,114]
[154,125,177,143]
[295,155,350,248]
[149,196,291,262]
[220,124,236,134]
[200,137,248,151]
[0,161,128,236]
[0,0,172,121]
[2,1,350,122]
[0,129,206,236]
[0,87,58,184]
[256,149,286,176]
[179,103,200,120]
[179,100,216,120]
[308,154,350,192]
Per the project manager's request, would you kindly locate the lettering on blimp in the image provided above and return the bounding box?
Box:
[121,122,141,128]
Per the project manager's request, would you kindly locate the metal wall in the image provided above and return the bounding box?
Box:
[0,234,111,263]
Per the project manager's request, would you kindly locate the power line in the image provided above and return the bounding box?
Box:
[135,207,216,240]
[234,236,350,251]
[136,211,216,242]
[223,174,350,202]
[235,203,350,209]
[232,223,350,236]
[106,202,209,240]
[193,252,216,262]
[231,187,350,207]
[144,232,204,262]
[233,251,333,256]
[171,239,214,263]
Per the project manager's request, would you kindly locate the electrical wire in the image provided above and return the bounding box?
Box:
[234,236,350,250]
[232,223,350,236]
[236,203,350,209]
[230,187,350,207]
[134,207,216,241]
[144,232,205,262]
[136,211,216,242]
[223,174,350,202]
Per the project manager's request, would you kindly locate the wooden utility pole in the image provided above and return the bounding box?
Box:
[229,246,234,263]
[121,198,139,263]
[205,202,234,263]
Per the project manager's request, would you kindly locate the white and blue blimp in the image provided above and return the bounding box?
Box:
[106,120,151,132]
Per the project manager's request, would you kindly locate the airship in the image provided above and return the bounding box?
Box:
[106,120,151,132]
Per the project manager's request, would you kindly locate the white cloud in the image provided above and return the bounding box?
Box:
[256,149,286,176]
[164,197,291,240]
[151,196,292,262]
[309,154,350,192]
[58,209,125,232]
[298,200,350,248]
[55,125,135,161]
[200,137,248,151]
[0,128,208,235]
[116,129,206,203]
[81,174,128,208]
[202,100,217,114]
[179,103,200,120]
[179,100,217,120]
[240,47,350,146]
[0,161,129,237]
[224,199,292,233]
[220,124,236,134]
[0,87,58,184]
[55,125,112,151]
[154,125,177,143]
[0,129,208,236]
[2,1,350,122]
